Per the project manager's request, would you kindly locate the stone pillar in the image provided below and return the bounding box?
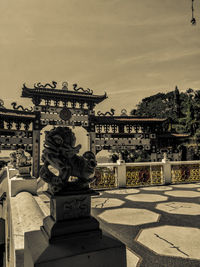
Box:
[24,189,126,267]
[117,158,126,187]
[32,130,40,178]
[7,165,37,197]
[162,153,172,184]
[88,132,96,154]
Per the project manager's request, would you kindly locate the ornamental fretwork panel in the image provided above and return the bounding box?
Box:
[0,106,35,154]
[171,164,200,183]
[0,130,33,153]
[126,165,163,187]
[35,105,90,128]
[90,166,117,189]
[150,165,164,184]
[93,132,152,154]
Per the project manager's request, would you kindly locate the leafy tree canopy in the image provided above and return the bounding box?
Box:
[131,86,200,135]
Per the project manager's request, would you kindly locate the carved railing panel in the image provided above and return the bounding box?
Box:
[90,166,117,189]
[126,166,151,187]
[171,164,200,183]
[150,165,164,184]
[126,164,164,187]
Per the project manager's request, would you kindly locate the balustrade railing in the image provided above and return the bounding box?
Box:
[1,160,200,267]
[93,159,200,189]
[126,163,164,187]
[90,163,118,189]
[171,161,200,184]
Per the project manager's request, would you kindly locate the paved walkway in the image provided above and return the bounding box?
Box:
[91,183,200,267]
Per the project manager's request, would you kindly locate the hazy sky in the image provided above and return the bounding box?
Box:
[1,0,200,115]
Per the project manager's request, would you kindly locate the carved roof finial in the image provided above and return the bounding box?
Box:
[62,81,68,90]
[121,109,127,116]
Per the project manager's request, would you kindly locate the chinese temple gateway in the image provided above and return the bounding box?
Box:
[88,115,169,154]
[0,81,190,177]
[21,81,107,177]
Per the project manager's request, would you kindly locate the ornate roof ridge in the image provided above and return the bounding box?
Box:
[22,83,107,98]
[0,108,35,118]
[115,117,168,121]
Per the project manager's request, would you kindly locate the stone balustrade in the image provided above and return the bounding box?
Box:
[1,159,200,267]
[91,159,200,189]
[0,167,45,267]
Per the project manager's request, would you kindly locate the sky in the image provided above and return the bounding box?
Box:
[1,0,200,115]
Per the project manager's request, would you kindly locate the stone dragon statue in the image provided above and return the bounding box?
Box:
[40,127,97,194]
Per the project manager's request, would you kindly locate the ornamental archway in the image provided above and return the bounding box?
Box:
[0,81,188,179]
[21,81,107,177]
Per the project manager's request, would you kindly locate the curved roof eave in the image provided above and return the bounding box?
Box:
[21,85,107,104]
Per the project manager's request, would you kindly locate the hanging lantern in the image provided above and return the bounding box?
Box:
[191,0,196,25]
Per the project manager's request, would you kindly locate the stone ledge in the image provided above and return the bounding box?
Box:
[9,177,37,197]
[10,192,46,266]
[7,167,18,179]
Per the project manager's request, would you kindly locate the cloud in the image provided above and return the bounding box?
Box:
[0,0,200,114]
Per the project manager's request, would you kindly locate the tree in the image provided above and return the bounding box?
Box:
[131,86,200,136]
[131,87,181,121]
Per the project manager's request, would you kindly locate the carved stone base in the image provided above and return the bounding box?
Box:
[41,215,102,243]
[24,190,127,266]
[41,190,101,243]
[46,190,96,221]
[24,229,126,267]
[18,166,31,178]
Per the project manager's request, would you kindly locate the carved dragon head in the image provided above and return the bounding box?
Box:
[44,127,81,158]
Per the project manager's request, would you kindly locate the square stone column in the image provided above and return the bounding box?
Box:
[8,164,37,197]
[24,189,126,267]
[41,190,101,243]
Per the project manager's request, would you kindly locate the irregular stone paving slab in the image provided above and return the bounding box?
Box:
[136,225,200,259]
[126,248,140,267]
[156,202,200,215]
[126,194,168,203]
[142,186,172,191]
[91,197,124,208]
[171,184,200,188]
[105,189,140,194]
[98,208,159,225]
[164,190,200,198]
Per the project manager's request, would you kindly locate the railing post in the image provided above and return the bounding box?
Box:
[117,158,126,188]
[162,153,172,185]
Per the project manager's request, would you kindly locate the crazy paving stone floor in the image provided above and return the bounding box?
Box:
[91,183,200,267]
